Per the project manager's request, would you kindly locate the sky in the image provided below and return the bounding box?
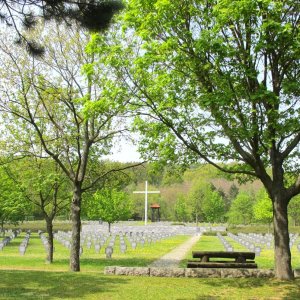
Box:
[106,140,143,163]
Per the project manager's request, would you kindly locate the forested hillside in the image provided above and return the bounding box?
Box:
[118,163,300,226]
[1,159,299,227]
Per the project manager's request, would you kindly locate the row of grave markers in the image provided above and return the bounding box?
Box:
[227,233,262,256]
[19,231,31,255]
[217,232,234,252]
[53,230,177,258]
[227,232,299,256]
[0,230,20,251]
[0,229,300,258]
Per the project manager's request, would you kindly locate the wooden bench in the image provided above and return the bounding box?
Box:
[187,251,257,269]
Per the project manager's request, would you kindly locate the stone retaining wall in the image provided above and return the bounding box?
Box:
[105,266,300,278]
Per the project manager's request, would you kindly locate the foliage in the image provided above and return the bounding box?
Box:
[0,23,143,271]
[253,189,273,225]
[87,188,132,229]
[187,180,207,223]
[8,158,71,218]
[87,0,300,279]
[227,191,255,225]
[174,194,190,222]
[187,179,225,223]
[0,166,30,228]
[202,189,225,223]
[228,184,239,201]
[289,195,300,226]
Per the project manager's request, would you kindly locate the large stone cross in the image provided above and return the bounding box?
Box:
[133,181,160,225]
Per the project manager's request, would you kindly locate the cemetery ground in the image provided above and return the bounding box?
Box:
[0,224,299,299]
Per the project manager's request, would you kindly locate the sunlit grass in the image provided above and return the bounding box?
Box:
[0,232,300,299]
[0,232,189,272]
[180,235,300,270]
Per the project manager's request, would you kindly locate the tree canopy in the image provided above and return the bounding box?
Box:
[227,191,254,225]
[253,188,273,225]
[87,0,300,280]
[0,23,142,271]
[88,188,132,232]
[0,166,30,229]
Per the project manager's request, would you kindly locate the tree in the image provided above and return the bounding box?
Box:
[174,194,190,222]
[226,183,240,211]
[288,195,300,226]
[86,188,132,232]
[254,188,274,228]
[4,156,71,263]
[0,0,123,55]
[202,188,225,223]
[0,25,142,271]
[0,166,30,231]
[89,0,299,279]
[187,180,207,225]
[227,191,254,225]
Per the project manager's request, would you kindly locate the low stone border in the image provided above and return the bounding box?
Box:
[105,267,300,278]
[104,266,290,278]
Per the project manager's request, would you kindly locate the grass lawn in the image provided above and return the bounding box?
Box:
[0,232,300,299]
[180,235,300,270]
[0,270,300,300]
[0,232,189,272]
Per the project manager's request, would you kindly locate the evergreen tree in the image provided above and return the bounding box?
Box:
[1,0,123,55]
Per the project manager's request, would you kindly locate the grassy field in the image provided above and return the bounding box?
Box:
[0,270,300,300]
[0,231,300,299]
[0,232,189,272]
[181,235,300,270]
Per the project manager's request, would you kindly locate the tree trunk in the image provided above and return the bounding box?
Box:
[45,217,54,263]
[108,222,111,233]
[70,184,82,272]
[272,197,294,280]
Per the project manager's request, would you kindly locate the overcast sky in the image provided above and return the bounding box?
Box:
[106,139,142,162]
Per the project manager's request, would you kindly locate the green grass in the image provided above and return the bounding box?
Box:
[0,270,299,299]
[0,232,300,299]
[0,232,189,272]
[180,235,300,270]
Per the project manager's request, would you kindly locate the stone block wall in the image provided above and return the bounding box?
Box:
[104,266,286,278]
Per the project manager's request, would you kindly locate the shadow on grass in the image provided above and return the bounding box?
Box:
[0,270,128,299]
[200,277,300,299]
[53,257,155,270]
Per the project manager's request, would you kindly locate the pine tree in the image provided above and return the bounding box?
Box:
[0,0,123,55]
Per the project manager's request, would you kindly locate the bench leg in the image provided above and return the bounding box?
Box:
[201,255,209,262]
[235,256,246,263]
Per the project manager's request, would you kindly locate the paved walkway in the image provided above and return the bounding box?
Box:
[149,234,202,268]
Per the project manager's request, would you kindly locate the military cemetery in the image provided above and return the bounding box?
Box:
[0,0,299,299]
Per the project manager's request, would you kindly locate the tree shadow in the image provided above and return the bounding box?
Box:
[200,277,300,299]
[53,257,155,270]
[0,270,129,299]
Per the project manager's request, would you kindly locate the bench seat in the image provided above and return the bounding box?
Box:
[192,251,255,260]
[187,261,258,269]
[187,251,257,269]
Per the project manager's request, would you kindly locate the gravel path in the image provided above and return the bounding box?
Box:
[149,234,202,268]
